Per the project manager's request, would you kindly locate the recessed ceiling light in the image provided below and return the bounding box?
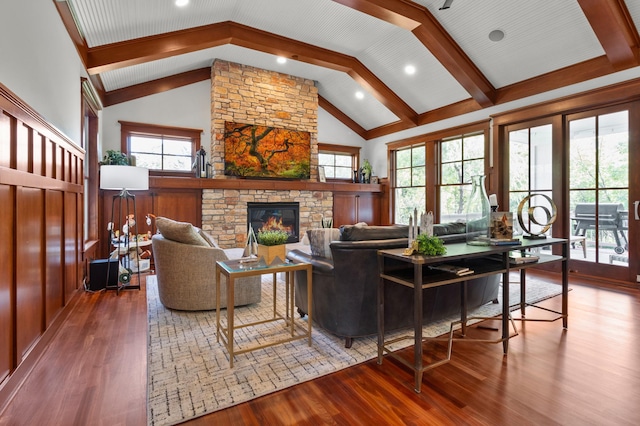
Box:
[489,29,505,42]
[277,57,287,64]
[355,91,364,100]
[404,65,416,75]
[175,0,189,7]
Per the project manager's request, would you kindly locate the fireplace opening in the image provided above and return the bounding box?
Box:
[247,202,300,244]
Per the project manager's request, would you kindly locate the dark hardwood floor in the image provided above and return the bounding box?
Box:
[1,272,638,425]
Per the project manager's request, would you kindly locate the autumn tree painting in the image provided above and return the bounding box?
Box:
[224,122,311,179]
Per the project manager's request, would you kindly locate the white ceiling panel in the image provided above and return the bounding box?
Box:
[69,0,238,46]
[231,0,400,57]
[317,73,399,130]
[358,28,470,113]
[419,0,604,88]
[624,1,640,32]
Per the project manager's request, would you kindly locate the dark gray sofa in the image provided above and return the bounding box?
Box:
[286,223,500,348]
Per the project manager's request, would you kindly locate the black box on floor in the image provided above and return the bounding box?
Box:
[88,259,119,291]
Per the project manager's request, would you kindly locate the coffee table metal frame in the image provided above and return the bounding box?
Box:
[215,259,312,368]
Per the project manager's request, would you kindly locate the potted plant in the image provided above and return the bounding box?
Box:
[256,230,289,264]
[415,234,446,256]
[361,159,373,183]
[100,150,131,165]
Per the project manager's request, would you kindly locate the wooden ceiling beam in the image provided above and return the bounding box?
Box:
[103,68,211,107]
[577,0,639,69]
[334,0,497,108]
[87,21,417,124]
[86,22,232,74]
[331,0,421,30]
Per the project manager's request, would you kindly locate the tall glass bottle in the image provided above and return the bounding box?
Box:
[466,175,491,245]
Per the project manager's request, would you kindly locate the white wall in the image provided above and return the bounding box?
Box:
[0,0,88,144]
[102,81,213,153]
[317,108,366,147]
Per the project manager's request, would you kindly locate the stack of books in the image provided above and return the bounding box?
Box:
[489,238,520,246]
[429,264,474,276]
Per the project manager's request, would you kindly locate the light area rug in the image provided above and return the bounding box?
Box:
[146,275,564,426]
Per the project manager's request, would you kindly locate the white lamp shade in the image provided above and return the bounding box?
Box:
[100,165,149,190]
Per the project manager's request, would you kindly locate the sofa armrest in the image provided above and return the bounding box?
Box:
[286,249,334,274]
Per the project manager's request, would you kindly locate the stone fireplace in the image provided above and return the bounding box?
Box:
[202,189,331,249]
[200,59,330,250]
[247,202,300,244]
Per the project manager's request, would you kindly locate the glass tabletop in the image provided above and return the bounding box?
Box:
[217,256,302,274]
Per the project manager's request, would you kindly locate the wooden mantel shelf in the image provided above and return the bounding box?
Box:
[148,176,382,193]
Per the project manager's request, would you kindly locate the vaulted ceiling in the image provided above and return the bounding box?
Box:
[55,0,640,140]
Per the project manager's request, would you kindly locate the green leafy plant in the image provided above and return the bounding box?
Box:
[100,150,130,165]
[361,158,373,177]
[257,230,289,246]
[415,234,446,256]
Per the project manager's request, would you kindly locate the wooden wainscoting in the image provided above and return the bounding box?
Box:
[0,83,84,407]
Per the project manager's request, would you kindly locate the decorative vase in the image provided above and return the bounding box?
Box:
[466,175,491,245]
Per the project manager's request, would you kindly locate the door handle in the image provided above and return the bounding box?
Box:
[634,200,640,220]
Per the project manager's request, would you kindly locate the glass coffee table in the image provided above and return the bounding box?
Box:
[215,257,312,367]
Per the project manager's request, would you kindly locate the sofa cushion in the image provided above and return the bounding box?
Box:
[307,228,341,259]
[339,224,408,241]
[156,217,209,247]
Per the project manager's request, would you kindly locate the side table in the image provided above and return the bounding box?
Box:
[216,258,312,367]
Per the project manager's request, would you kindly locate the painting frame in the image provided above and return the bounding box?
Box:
[223,121,311,179]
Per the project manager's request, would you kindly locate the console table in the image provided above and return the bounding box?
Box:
[377,238,568,393]
[215,258,312,368]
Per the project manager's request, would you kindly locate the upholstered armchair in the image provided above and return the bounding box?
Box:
[151,218,261,311]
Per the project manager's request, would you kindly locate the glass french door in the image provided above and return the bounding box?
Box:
[567,106,631,280]
[504,103,638,284]
[507,122,554,237]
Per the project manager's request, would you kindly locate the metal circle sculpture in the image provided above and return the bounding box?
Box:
[517,193,557,239]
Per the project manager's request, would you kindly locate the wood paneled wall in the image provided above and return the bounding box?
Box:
[0,84,83,388]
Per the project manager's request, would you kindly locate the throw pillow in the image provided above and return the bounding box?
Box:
[156,217,209,247]
[307,228,341,259]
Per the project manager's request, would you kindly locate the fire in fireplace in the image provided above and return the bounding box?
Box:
[247,202,300,244]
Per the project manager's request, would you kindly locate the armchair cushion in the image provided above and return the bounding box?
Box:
[156,216,209,247]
